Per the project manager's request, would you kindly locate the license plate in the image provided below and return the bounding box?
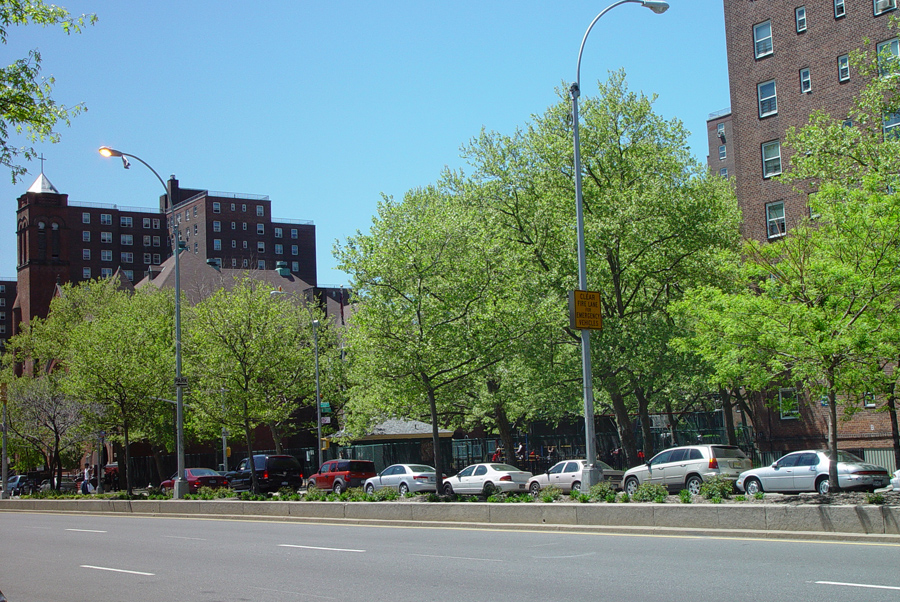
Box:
[282,481,289,486]
[209,479,218,485]
[518,484,525,489]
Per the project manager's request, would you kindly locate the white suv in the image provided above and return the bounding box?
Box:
[622,445,751,495]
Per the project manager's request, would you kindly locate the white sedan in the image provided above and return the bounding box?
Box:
[891,469,900,491]
[526,459,624,495]
[363,464,438,495]
[442,463,532,496]
[736,450,889,495]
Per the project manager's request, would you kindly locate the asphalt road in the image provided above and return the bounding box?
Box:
[1,512,898,602]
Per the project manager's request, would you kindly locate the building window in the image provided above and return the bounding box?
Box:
[875,0,897,15]
[0,299,4,307]
[779,388,800,419]
[184,209,189,222]
[213,221,221,232]
[256,205,264,217]
[275,244,284,255]
[143,218,151,229]
[213,202,221,213]
[766,201,786,238]
[193,224,198,235]
[719,167,728,177]
[242,241,248,249]
[242,259,249,268]
[153,254,161,264]
[275,227,283,238]
[82,249,90,260]
[257,260,266,270]
[123,270,134,281]
[230,203,236,211]
[257,223,264,235]
[231,240,237,249]
[152,218,160,229]
[120,216,133,228]
[834,0,845,17]
[877,38,899,76]
[101,250,112,262]
[241,204,247,212]
[799,68,812,93]
[121,252,133,264]
[716,123,725,138]
[718,145,726,160]
[153,236,161,247]
[82,267,91,279]
[257,242,265,253]
[884,112,900,138]
[762,140,782,178]
[0,285,4,293]
[100,232,111,244]
[753,21,773,58]
[864,392,877,408]
[290,229,298,239]
[758,80,777,117]
[121,234,133,246]
[82,231,90,242]
[213,239,222,251]
[242,222,248,231]
[193,206,198,217]
[101,268,112,278]
[291,261,299,272]
[795,6,807,31]
[291,245,298,256]
[838,54,850,81]
[143,235,151,247]
[100,214,112,225]
[143,253,152,264]
[194,242,198,253]
[82,212,90,224]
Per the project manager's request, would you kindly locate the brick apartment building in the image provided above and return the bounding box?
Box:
[709,0,899,459]
[11,171,318,337]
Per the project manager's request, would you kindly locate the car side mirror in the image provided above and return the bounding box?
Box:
[772,462,779,469]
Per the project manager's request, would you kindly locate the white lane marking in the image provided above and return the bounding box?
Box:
[66,529,107,533]
[816,581,900,591]
[80,565,154,576]
[409,553,502,563]
[278,544,365,553]
[163,535,207,541]
[532,552,597,559]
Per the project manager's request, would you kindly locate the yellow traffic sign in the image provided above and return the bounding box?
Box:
[569,290,602,330]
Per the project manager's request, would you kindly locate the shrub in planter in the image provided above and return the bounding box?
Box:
[539,485,563,503]
[678,489,692,504]
[631,483,668,503]
[699,475,735,500]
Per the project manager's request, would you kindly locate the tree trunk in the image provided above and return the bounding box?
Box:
[826,367,840,493]
[720,388,737,446]
[426,386,444,494]
[607,385,638,468]
[150,444,166,485]
[487,378,515,469]
[886,394,900,473]
[633,384,653,458]
[268,422,284,455]
[123,423,133,496]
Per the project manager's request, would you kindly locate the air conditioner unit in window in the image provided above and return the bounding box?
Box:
[875,0,895,13]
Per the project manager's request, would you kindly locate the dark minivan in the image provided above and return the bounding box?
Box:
[227,454,304,493]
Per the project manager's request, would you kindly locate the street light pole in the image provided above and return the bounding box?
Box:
[312,319,322,470]
[570,0,668,493]
[99,146,188,499]
[1,383,8,499]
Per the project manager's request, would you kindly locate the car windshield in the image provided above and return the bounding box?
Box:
[190,468,218,476]
[597,461,614,471]
[489,464,520,472]
[269,457,302,471]
[825,451,864,463]
[712,446,748,458]
[407,465,434,473]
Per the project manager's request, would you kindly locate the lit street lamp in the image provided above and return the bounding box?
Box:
[569,1,668,492]
[98,146,189,500]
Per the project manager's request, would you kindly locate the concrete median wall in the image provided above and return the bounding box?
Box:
[2,499,898,537]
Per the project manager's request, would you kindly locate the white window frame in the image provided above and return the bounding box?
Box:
[758,80,777,117]
[213,221,221,232]
[121,252,134,264]
[795,6,807,31]
[82,267,91,279]
[257,242,265,253]
[718,145,727,160]
[101,268,112,278]
[82,249,90,261]
[291,261,299,272]
[877,38,899,76]
[120,216,133,228]
[101,232,112,244]
[766,201,786,238]
[82,231,91,242]
[719,167,728,177]
[256,205,264,217]
[82,212,90,224]
[291,228,298,239]
[123,270,134,282]
[121,234,133,246]
[143,235,151,247]
[257,223,265,235]
[143,253,152,264]
[152,218,160,229]
[875,0,897,15]
[212,202,221,214]
[762,140,782,178]
[779,388,800,419]
[834,0,845,17]
[754,21,773,58]
[275,244,284,255]
[291,245,299,256]
[863,392,877,408]
[153,236,161,247]
[799,68,812,93]
[213,239,222,251]
[838,54,850,81]
[101,250,112,262]
[257,260,266,270]
[884,112,900,138]
[101,214,112,225]
[275,227,283,238]
[143,218,151,229]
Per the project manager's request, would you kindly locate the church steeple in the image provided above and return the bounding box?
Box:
[27,172,59,194]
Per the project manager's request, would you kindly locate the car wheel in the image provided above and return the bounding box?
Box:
[443,483,454,496]
[398,482,409,496]
[571,481,581,494]
[483,482,497,496]
[816,476,830,495]
[529,482,541,496]
[160,486,169,496]
[744,478,762,495]
[365,483,375,494]
[333,481,344,494]
[686,475,703,496]
[306,480,316,490]
[624,477,639,496]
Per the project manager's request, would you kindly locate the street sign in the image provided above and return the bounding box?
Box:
[568,290,603,330]
[321,417,331,425]
[174,377,188,387]
[320,402,331,413]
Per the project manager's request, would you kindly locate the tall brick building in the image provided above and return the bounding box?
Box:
[709,0,898,460]
[11,171,318,337]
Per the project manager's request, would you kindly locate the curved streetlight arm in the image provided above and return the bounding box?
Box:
[98,147,167,193]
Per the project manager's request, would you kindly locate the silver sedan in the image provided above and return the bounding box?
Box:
[526,459,623,494]
[363,464,438,495]
[442,463,532,496]
[736,450,889,495]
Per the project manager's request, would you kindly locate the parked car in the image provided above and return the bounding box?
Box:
[736,450,889,495]
[363,464,438,495]
[40,476,77,492]
[307,459,377,494]
[226,454,305,493]
[526,459,623,495]
[159,468,229,494]
[6,475,34,496]
[442,463,532,496]
[892,469,900,491]
[622,444,752,495]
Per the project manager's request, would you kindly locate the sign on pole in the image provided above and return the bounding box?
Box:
[568,290,602,330]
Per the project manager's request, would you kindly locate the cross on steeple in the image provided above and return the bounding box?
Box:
[38,154,47,173]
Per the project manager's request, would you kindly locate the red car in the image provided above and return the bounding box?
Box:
[160,468,228,494]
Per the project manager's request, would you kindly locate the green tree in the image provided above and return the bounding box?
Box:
[0,0,96,182]
[186,277,318,494]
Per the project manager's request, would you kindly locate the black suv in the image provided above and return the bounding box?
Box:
[226,454,304,493]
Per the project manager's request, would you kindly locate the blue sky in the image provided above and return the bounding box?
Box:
[1,1,730,285]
